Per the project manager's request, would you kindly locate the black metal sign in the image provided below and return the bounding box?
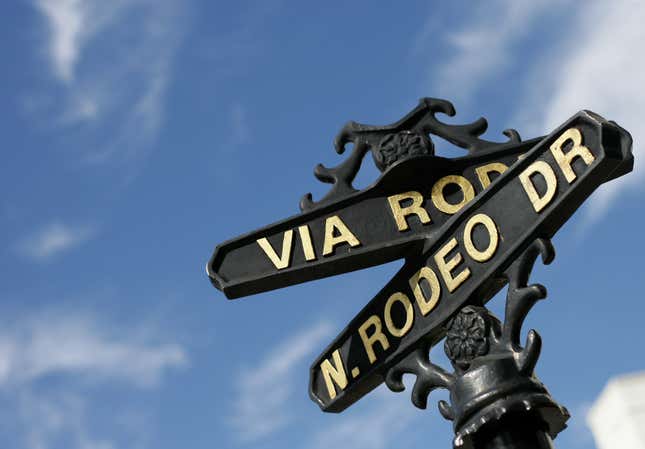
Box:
[209,99,557,299]
[208,139,539,298]
[309,111,632,411]
[206,98,633,440]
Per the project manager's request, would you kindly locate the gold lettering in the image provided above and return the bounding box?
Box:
[320,349,348,400]
[434,237,471,293]
[384,292,414,338]
[519,161,558,213]
[431,175,475,214]
[257,230,293,269]
[358,315,390,364]
[464,213,499,263]
[550,128,595,183]
[297,225,316,261]
[475,162,508,189]
[409,266,441,316]
[322,215,361,256]
[387,191,431,231]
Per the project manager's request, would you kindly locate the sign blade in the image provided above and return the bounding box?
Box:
[310,111,632,412]
[208,139,543,299]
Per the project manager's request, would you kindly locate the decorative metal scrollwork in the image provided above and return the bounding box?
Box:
[444,306,495,371]
[384,238,569,449]
[300,98,522,212]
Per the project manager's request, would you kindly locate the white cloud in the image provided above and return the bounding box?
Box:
[34,0,131,84]
[18,391,117,449]
[31,0,187,164]
[0,309,187,449]
[526,0,645,225]
[306,388,420,449]
[432,1,556,102]
[18,222,96,261]
[230,321,332,442]
[423,0,644,227]
[34,0,85,83]
[0,312,187,388]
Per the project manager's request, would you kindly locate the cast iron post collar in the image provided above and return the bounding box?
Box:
[385,238,569,449]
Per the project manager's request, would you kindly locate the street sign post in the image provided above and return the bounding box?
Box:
[309,110,631,412]
[208,139,539,298]
[207,98,633,449]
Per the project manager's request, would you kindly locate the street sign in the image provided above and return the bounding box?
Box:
[208,97,634,449]
[207,98,556,299]
[309,111,632,412]
[208,138,541,299]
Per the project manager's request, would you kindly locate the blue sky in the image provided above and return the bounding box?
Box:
[1,1,644,449]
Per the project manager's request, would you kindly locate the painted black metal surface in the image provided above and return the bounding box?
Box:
[207,100,631,300]
[207,99,549,299]
[206,98,634,449]
[208,139,539,299]
[309,111,632,412]
[380,239,568,449]
[300,98,524,212]
[473,416,556,449]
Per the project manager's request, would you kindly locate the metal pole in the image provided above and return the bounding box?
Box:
[474,416,554,449]
[385,240,569,449]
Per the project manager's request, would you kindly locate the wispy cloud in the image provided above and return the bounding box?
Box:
[429,1,556,102]
[420,0,644,227]
[306,388,420,449]
[524,0,645,226]
[34,0,84,83]
[31,0,188,164]
[34,0,128,84]
[0,309,187,449]
[230,321,332,442]
[18,391,117,449]
[18,221,96,261]
[0,311,187,388]
[220,103,251,157]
